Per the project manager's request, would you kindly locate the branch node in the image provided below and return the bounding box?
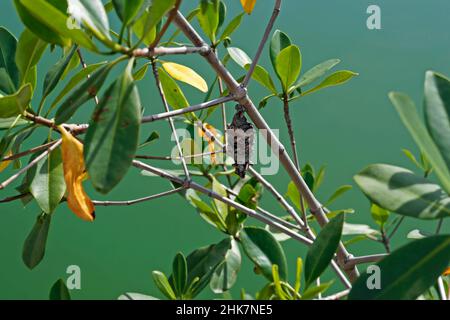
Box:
[233,85,248,102]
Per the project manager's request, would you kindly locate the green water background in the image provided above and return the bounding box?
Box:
[0,0,449,299]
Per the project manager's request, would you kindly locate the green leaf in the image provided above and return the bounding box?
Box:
[14,0,70,46]
[227,47,252,68]
[112,0,145,26]
[68,0,111,41]
[139,130,159,148]
[185,237,232,298]
[15,29,47,90]
[219,12,244,42]
[290,59,341,93]
[188,192,226,232]
[133,62,150,81]
[50,61,107,112]
[349,235,450,300]
[55,63,114,124]
[286,181,301,210]
[0,84,32,118]
[135,0,176,46]
[301,70,358,96]
[152,271,176,300]
[354,164,450,220]
[172,252,188,297]
[402,148,423,170]
[300,281,333,300]
[424,71,450,171]
[158,67,189,110]
[371,203,390,228]
[29,148,66,214]
[42,46,78,99]
[49,279,71,300]
[84,60,142,194]
[239,226,288,281]
[390,91,450,194]
[342,222,378,236]
[0,27,19,92]
[17,0,97,51]
[210,239,241,294]
[212,177,228,219]
[325,185,352,206]
[0,69,17,96]
[275,45,301,92]
[244,64,277,95]
[22,212,51,269]
[0,117,31,130]
[304,214,344,288]
[197,0,220,43]
[270,30,291,73]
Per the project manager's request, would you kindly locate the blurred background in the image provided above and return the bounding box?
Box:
[0,0,449,299]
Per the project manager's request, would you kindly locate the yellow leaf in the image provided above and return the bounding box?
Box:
[240,0,257,14]
[198,123,218,164]
[162,62,208,93]
[0,151,12,172]
[443,267,450,276]
[59,126,95,222]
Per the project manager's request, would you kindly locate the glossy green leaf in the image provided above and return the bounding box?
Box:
[270,30,291,72]
[371,203,390,228]
[244,64,277,94]
[84,60,142,194]
[210,239,241,294]
[325,185,352,206]
[212,177,228,219]
[14,0,70,46]
[301,281,333,300]
[158,67,189,110]
[55,63,113,124]
[49,279,71,300]
[17,0,97,51]
[50,61,107,112]
[0,27,19,92]
[349,235,450,300]
[354,164,450,220]
[133,62,150,81]
[152,271,176,300]
[424,71,450,171]
[302,70,358,96]
[0,84,32,118]
[342,222,378,236]
[286,181,301,211]
[0,117,30,129]
[275,45,301,92]
[391,92,450,193]
[239,226,288,281]
[304,214,344,288]
[227,47,251,68]
[22,212,51,269]
[217,0,226,30]
[15,29,47,90]
[197,0,220,43]
[68,0,111,41]
[219,12,244,42]
[29,148,66,214]
[136,0,176,45]
[139,130,159,148]
[42,46,78,99]
[188,191,226,231]
[172,252,188,297]
[290,58,341,93]
[186,237,232,298]
[112,0,145,26]
[132,9,156,46]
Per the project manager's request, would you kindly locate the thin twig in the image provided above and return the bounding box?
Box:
[388,216,405,239]
[142,95,234,123]
[92,187,184,206]
[135,150,223,161]
[0,139,62,190]
[0,193,30,203]
[148,0,182,50]
[242,0,281,87]
[1,141,57,162]
[150,59,190,181]
[322,289,350,300]
[345,253,388,268]
[134,45,209,57]
[77,48,99,105]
